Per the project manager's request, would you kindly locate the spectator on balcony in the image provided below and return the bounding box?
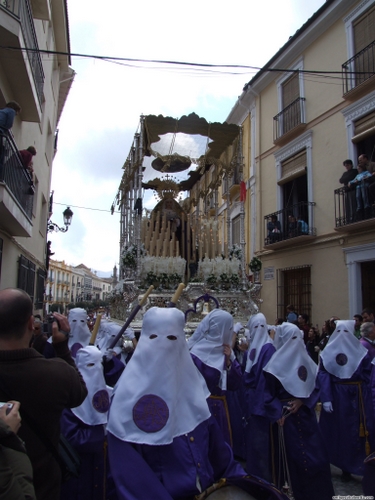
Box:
[19,146,36,176]
[287,215,298,237]
[0,101,21,168]
[359,154,375,206]
[297,217,309,235]
[267,214,281,243]
[348,164,372,220]
[0,101,21,132]
[339,159,358,223]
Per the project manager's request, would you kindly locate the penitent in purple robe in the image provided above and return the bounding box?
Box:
[60,409,117,500]
[108,416,289,500]
[191,353,242,447]
[318,353,373,476]
[243,343,275,481]
[263,373,334,500]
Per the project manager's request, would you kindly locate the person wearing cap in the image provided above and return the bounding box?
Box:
[262,322,334,500]
[318,319,373,481]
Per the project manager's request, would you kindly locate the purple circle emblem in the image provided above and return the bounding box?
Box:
[336,353,348,366]
[92,390,110,413]
[133,395,169,433]
[298,365,308,382]
[71,343,83,358]
[249,348,256,361]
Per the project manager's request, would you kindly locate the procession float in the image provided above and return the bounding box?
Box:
[108,113,263,342]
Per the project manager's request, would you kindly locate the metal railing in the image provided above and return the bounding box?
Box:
[1,0,44,104]
[264,202,316,246]
[342,40,375,95]
[0,132,34,219]
[334,185,375,226]
[273,97,306,141]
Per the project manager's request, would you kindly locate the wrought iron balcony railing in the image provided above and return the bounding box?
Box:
[0,132,34,219]
[1,0,44,104]
[342,40,375,95]
[264,202,316,246]
[273,97,306,141]
[334,186,375,227]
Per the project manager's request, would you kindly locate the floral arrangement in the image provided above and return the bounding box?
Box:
[249,256,262,273]
[228,244,242,261]
[141,257,186,290]
[197,257,242,290]
[121,244,145,269]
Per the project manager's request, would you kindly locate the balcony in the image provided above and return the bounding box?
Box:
[273,97,306,145]
[334,186,375,233]
[0,132,34,236]
[264,202,316,249]
[0,0,44,121]
[342,41,375,99]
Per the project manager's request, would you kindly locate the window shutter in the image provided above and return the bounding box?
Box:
[282,73,300,108]
[353,5,375,53]
[278,150,307,184]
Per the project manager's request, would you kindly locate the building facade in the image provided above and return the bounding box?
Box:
[0,0,74,313]
[227,0,375,323]
[45,259,113,312]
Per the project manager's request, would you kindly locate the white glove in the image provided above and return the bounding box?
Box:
[323,402,333,413]
[103,348,116,359]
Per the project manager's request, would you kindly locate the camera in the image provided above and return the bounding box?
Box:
[0,402,13,415]
[44,314,61,337]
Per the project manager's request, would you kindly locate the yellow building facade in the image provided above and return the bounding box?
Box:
[227,0,375,324]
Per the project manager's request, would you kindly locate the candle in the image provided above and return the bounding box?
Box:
[170,238,174,257]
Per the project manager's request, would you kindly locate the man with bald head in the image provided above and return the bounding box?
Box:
[0,288,87,500]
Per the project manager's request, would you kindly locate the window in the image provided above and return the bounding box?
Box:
[35,268,45,309]
[353,4,375,86]
[274,60,305,140]
[281,73,300,135]
[18,255,36,303]
[277,265,312,321]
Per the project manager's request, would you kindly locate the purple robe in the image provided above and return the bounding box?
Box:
[263,373,334,500]
[103,355,125,387]
[108,416,289,500]
[318,353,373,475]
[360,337,375,360]
[190,353,241,447]
[243,343,275,481]
[60,409,117,500]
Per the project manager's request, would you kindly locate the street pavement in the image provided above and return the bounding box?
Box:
[330,464,364,496]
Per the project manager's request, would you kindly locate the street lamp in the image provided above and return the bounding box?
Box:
[48,206,73,233]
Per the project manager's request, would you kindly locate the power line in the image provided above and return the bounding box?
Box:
[54,201,120,214]
[1,45,368,76]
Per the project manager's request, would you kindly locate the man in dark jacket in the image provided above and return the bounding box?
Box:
[339,159,358,223]
[0,288,87,500]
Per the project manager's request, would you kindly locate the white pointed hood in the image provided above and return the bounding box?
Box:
[320,320,367,378]
[263,322,317,398]
[107,307,210,445]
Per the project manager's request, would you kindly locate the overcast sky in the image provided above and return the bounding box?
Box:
[49,0,326,277]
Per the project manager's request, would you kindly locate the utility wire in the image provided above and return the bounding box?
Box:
[1,45,369,76]
[54,201,120,214]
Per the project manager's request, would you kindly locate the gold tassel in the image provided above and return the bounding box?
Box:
[359,423,365,437]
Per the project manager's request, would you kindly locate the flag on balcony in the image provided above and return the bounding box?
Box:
[240,181,246,202]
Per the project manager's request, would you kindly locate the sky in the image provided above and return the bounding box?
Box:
[49,0,326,277]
